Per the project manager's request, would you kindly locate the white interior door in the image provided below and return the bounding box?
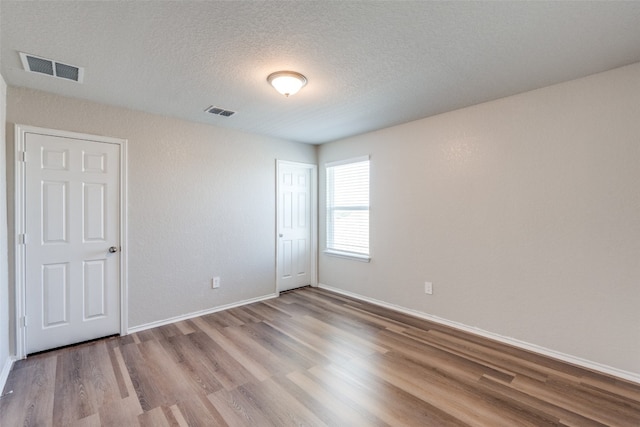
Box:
[24,132,121,354]
[277,161,316,292]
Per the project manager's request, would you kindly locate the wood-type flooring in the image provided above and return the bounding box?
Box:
[1,287,639,426]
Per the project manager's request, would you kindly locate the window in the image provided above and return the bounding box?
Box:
[325,156,370,261]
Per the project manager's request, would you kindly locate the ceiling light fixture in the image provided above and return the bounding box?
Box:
[267,71,307,97]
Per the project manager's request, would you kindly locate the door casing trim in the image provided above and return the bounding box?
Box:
[275,160,318,293]
[14,124,128,359]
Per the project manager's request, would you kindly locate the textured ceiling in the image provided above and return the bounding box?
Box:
[2,1,640,144]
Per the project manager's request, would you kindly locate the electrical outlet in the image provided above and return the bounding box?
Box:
[424,281,433,295]
[212,277,220,289]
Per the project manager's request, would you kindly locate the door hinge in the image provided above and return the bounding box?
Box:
[18,234,26,245]
[19,151,26,162]
[22,316,27,327]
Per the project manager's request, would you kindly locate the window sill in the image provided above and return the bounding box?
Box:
[323,249,371,263]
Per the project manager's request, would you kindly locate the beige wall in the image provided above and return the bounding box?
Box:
[6,88,317,331]
[318,63,640,375]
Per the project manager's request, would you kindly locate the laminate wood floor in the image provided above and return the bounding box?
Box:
[1,287,639,426]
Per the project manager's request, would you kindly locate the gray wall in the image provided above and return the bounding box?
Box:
[0,72,10,383]
[4,63,639,380]
[318,63,640,375]
[6,88,316,333]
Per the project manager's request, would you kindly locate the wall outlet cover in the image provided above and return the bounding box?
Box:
[425,281,433,295]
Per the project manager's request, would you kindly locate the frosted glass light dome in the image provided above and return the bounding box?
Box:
[267,71,307,97]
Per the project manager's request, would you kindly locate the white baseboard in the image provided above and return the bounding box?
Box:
[0,356,15,394]
[127,293,279,334]
[317,283,640,385]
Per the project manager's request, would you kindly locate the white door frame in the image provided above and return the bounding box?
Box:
[276,160,318,292]
[14,124,128,359]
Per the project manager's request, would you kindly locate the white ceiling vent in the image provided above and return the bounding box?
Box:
[19,52,84,83]
[204,105,236,117]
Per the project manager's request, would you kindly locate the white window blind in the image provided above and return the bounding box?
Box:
[326,156,370,260]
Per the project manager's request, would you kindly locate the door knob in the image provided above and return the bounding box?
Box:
[108,246,118,253]
[279,234,283,238]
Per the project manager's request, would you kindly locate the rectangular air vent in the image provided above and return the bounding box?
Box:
[19,52,84,83]
[205,105,236,117]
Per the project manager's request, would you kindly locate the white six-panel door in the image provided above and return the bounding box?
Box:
[277,161,316,292]
[24,131,121,354]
